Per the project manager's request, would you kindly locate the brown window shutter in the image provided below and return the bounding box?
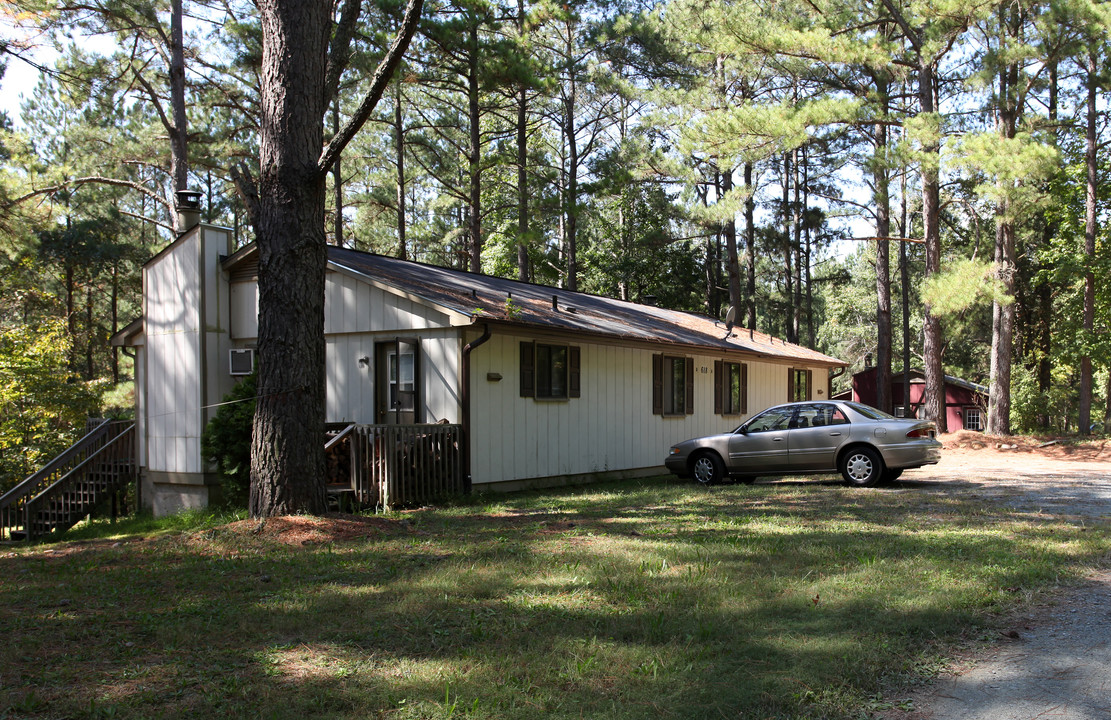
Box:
[806,369,813,400]
[520,341,535,397]
[714,360,723,414]
[788,368,795,402]
[741,363,748,414]
[685,357,695,414]
[652,354,663,415]
[569,346,581,398]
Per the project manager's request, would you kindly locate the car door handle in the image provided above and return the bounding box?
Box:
[773,437,784,442]
[829,431,842,436]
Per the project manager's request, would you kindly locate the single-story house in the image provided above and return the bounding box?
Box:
[113,222,847,515]
[833,366,988,431]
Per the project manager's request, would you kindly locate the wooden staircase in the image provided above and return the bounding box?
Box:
[0,420,137,542]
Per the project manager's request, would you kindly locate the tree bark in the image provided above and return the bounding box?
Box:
[563,34,579,292]
[744,162,757,330]
[395,78,408,260]
[467,21,483,273]
[1036,61,1057,431]
[250,0,334,517]
[1079,48,1097,435]
[168,0,189,193]
[899,160,911,417]
[516,0,529,282]
[782,152,795,344]
[721,167,743,317]
[873,77,892,414]
[919,61,946,431]
[792,147,802,344]
[986,47,1018,437]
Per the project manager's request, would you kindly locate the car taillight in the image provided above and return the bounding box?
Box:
[906,428,932,439]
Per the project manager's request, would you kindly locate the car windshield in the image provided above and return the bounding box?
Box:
[845,401,895,420]
[738,406,794,433]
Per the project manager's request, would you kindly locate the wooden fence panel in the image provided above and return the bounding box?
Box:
[348,424,463,510]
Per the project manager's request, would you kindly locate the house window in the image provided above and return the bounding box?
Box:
[965,407,983,431]
[520,342,580,399]
[653,354,694,416]
[537,344,567,398]
[714,360,747,415]
[789,368,813,402]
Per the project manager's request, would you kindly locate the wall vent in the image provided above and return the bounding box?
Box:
[229,348,255,376]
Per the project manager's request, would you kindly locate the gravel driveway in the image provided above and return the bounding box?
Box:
[880,440,1111,720]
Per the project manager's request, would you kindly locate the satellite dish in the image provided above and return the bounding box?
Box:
[724,306,736,327]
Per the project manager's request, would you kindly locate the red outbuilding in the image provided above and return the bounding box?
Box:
[832,366,988,432]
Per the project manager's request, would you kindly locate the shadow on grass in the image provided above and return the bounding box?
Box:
[1,476,1108,720]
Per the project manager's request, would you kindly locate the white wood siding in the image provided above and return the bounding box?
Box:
[323,330,461,424]
[230,270,453,341]
[144,233,202,475]
[468,332,829,487]
[229,281,257,341]
[141,226,232,476]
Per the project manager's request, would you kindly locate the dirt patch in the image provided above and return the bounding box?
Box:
[942,430,1109,462]
[218,513,406,545]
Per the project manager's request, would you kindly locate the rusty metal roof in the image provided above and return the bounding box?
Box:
[328,247,845,367]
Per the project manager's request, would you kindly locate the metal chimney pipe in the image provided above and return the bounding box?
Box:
[175,190,203,234]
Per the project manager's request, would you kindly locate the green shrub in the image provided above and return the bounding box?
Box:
[201,372,256,507]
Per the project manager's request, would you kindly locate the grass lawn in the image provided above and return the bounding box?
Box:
[2,475,1108,719]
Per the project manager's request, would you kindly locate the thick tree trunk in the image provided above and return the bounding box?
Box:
[987,216,1015,435]
[395,79,407,260]
[169,0,188,192]
[782,152,795,344]
[516,1,529,282]
[987,57,1019,437]
[873,83,892,415]
[250,0,331,518]
[1079,49,1097,435]
[744,162,757,330]
[563,48,579,292]
[919,62,946,431]
[1036,62,1058,431]
[792,148,802,344]
[467,23,482,273]
[803,151,814,347]
[721,168,743,317]
[899,168,911,417]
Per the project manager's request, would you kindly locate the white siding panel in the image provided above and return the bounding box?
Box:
[321,271,453,334]
[468,333,832,487]
[320,329,461,425]
[145,233,203,475]
[229,282,259,340]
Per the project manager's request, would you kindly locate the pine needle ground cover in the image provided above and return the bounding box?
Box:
[2,478,1108,720]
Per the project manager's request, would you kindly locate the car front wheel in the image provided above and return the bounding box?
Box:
[691,452,726,485]
[840,447,883,487]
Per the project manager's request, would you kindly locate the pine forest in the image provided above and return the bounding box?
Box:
[2,0,1110,494]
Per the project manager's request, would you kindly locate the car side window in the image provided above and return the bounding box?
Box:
[744,407,793,433]
[811,404,848,427]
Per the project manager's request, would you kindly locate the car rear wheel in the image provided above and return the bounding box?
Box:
[840,447,883,487]
[691,452,725,485]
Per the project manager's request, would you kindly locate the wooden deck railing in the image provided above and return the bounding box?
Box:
[0,421,136,541]
[345,424,464,509]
